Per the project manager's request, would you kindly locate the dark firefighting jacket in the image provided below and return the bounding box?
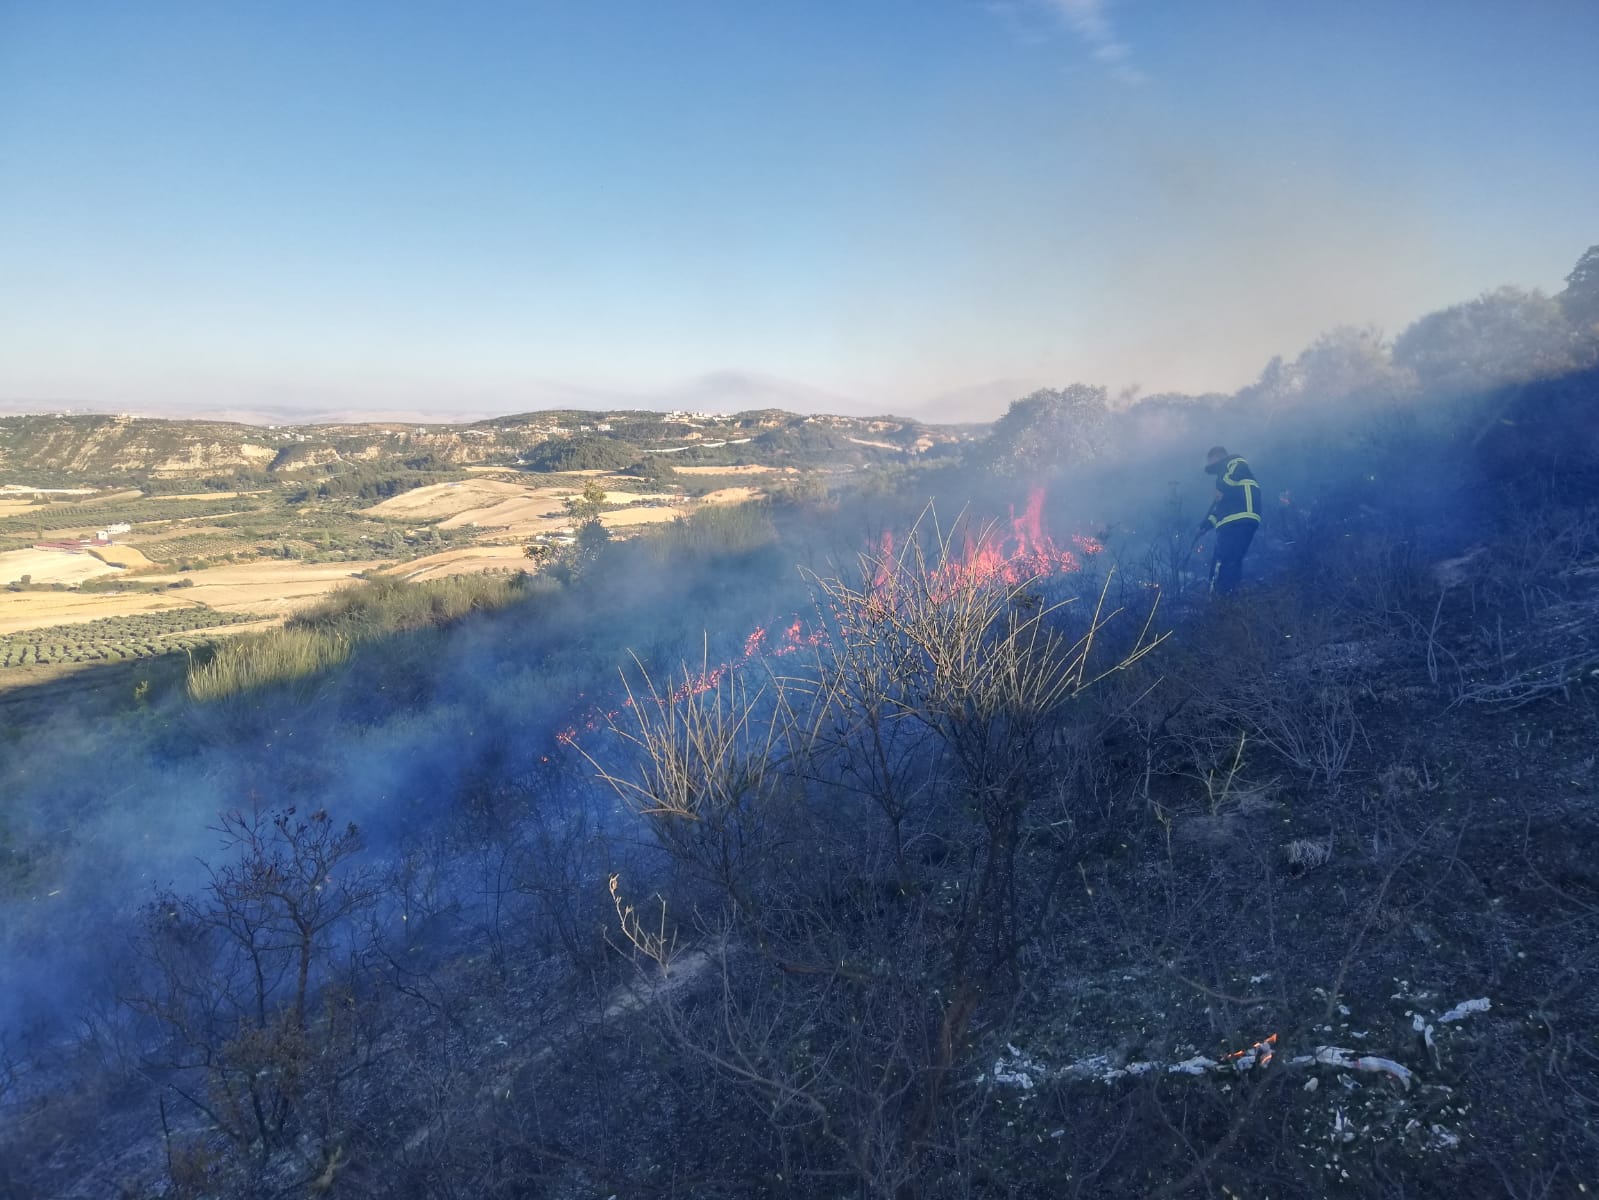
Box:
[1203,456,1262,531]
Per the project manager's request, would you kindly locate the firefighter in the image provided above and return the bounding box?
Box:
[1194,445,1261,595]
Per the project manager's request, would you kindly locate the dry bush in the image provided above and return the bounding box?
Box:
[1178,602,1372,796]
[1284,835,1333,870]
[1479,501,1599,616]
[590,518,1165,1194]
[125,807,381,1181]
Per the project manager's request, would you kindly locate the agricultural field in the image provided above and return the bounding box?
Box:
[0,607,258,669]
[0,460,783,684]
[388,544,534,581]
[594,504,692,528]
[0,588,195,637]
[0,500,49,517]
[0,411,919,704]
[134,559,391,616]
[367,476,694,537]
[696,485,765,504]
[87,544,157,569]
[0,546,126,586]
[364,478,534,520]
[0,494,256,545]
[0,558,389,687]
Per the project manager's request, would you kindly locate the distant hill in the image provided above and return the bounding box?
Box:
[0,408,976,482]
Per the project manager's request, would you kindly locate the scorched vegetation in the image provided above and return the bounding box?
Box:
[1,250,1598,1198]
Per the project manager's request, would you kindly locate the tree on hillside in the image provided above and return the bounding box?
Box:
[564,478,611,557]
[522,435,640,473]
[1558,244,1599,330]
[1393,286,1576,394]
[624,455,676,482]
[564,478,608,525]
[1238,326,1412,412]
[982,384,1110,476]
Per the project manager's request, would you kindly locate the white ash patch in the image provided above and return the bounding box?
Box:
[1291,1046,1412,1089]
[1438,997,1490,1023]
[1426,1124,1461,1150]
[988,1044,1047,1089]
[1390,979,1436,1003]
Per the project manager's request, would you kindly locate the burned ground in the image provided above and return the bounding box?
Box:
[2,367,1598,1200]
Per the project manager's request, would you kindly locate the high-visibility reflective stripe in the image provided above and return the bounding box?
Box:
[1209,457,1260,527]
[1222,460,1259,511]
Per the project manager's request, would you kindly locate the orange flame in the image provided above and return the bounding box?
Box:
[1223,1032,1278,1069]
[551,488,1098,751]
[872,489,1099,604]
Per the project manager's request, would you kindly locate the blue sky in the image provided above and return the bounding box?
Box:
[2,0,1595,418]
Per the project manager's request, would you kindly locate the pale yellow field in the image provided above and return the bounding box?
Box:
[0,590,199,636]
[366,479,691,535]
[698,487,764,504]
[88,544,158,570]
[0,557,397,636]
[389,545,534,582]
[135,559,392,616]
[366,479,534,520]
[0,501,44,517]
[599,505,691,528]
[437,494,570,532]
[0,547,126,587]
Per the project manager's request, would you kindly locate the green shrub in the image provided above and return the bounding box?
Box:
[186,573,527,701]
[637,502,777,565]
[187,628,354,701]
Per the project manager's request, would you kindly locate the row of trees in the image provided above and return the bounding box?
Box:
[1242,244,1599,409]
[975,245,1599,484]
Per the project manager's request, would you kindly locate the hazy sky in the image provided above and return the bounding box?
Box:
[2,0,1595,418]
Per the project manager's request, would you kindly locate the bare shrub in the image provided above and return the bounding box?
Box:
[589,517,1165,1193]
[1185,605,1371,794]
[1480,501,1599,617]
[1284,836,1333,870]
[125,807,380,1180]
